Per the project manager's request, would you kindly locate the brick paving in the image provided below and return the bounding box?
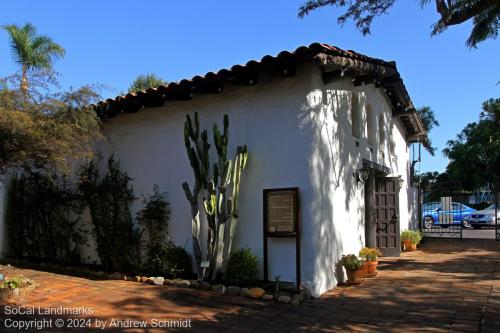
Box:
[1,239,499,332]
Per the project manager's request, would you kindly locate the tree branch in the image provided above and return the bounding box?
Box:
[439,0,498,27]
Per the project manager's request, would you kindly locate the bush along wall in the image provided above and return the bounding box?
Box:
[136,185,170,274]
[5,155,193,278]
[78,155,142,272]
[5,171,86,264]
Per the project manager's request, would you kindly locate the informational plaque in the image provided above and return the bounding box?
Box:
[263,187,300,289]
[265,189,298,234]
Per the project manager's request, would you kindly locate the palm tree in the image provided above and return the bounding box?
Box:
[3,23,65,95]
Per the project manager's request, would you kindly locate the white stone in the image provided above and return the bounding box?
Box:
[278,295,292,304]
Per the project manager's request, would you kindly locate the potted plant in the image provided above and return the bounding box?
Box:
[359,247,382,277]
[340,254,364,285]
[400,230,422,251]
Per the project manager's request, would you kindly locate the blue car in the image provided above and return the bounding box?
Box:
[422,202,476,229]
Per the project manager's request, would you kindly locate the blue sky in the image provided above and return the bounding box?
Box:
[0,1,498,173]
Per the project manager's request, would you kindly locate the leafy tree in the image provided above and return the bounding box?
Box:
[298,0,500,47]
[417,106,439,156]
[2,23,65,96]
[444,98,500,191]
[410,106,439,185]
[128,73,166,93]
[0,84,102,173]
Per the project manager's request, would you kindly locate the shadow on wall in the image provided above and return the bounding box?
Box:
[298,85,365,292]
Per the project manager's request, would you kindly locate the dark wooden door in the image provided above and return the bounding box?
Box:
[375,177,400,257]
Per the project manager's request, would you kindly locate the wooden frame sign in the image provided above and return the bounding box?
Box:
[263,187,300,289]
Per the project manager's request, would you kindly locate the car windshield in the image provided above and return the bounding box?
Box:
[423,203,439,210]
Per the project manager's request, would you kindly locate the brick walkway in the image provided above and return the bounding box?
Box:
[1,239,499,332]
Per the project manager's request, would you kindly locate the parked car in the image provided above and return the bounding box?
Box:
[463,204,499,229]
[422,202,476,229]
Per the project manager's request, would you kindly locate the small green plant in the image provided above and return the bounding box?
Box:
[340,254,363,271]
[1,277,25,290]
[224,248,258,286]
[359,247,382,261]
[161,243,193,279]
[400,230,423,245]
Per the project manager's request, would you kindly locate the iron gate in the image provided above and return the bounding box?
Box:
[420,192,470,239]
[419,188,500,240]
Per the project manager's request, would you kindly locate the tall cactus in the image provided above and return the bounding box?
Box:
[223,145,248,265]
[183,112,248,281]
[181,112,209,279]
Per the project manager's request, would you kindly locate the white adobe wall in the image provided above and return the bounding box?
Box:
[303,70,411,295]
[83,62,412,297]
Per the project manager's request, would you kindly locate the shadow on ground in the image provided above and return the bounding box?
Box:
[1,239,499,332]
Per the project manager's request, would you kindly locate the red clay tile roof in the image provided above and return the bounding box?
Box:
[93,42,426,141]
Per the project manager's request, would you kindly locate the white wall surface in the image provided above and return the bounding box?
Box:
[5,62,411,297]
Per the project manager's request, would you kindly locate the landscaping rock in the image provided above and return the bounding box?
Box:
[291,299,300,306]
[278,295,292,304]
[95,271,105,278]
[240,287,249,297]
[211,284,226,293]
[140,276,149,283]
[178,280,191,288]
[190,281,200,289]
[262,294,274,301]
[12,288,20,297]
[226,286,241,296]
[145,277,155,285]
[164,279,173,286]
[132,276,141,282]
[247,287,265,298]
[152,277,165,286]
[200,281,211,290]
[108,272,122,280]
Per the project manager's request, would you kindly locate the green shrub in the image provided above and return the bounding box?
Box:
[340,254,363,271]
[161,243,192,279]
[136,185,170,273]
[5,171,85,264]
[78,156,141,271]
[400,230,423,244]
[224,248,258,286]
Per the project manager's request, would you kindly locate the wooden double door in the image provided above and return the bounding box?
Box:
[374,177,400,257]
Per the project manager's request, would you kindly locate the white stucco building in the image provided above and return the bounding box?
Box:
[1,43,426,297]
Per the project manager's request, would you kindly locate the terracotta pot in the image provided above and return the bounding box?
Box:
[403,240,417,251]
[346,268,364,285]
[363,260,378,277]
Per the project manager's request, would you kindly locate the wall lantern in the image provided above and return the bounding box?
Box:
[397,175,404,191]
[354,166,370,185]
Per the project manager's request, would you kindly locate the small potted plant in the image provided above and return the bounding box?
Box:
[359,247,382,277]
[400,230,422,251]
[340,254,364,285]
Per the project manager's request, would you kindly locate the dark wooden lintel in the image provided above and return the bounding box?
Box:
[193,80,223,94]
[228,72,258,86]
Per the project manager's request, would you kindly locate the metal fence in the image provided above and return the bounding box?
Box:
[419,190,499,241]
